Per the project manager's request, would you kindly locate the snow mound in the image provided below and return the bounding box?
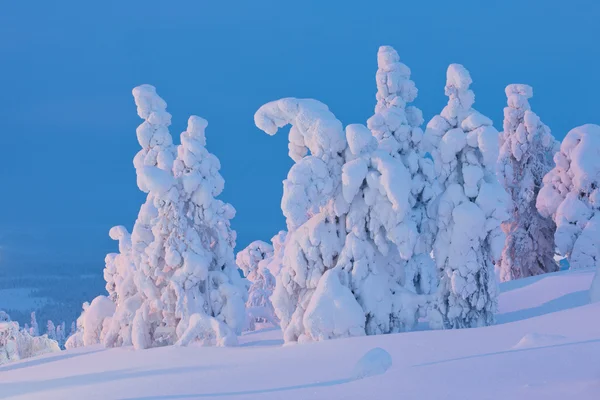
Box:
[351,347,393,379]
[512,333,568,349]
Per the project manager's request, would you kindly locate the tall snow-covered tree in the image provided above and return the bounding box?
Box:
[46,321,56,341]
[126,90,245,349]
[424,64,509,329]
[72,85,246,350]
[256,98,357,343]
[29,312,39,337]
[366,45,438,296]
[536,124,600,301]
[255,91,437,342]
[497,84,559,281]
[236,240,277,329]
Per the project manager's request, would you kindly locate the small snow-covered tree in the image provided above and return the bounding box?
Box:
[55,322,66,348]
[497,84,559,281]
[424,64,509,329]
[29,312,39,337]
[102,226,140,348]
[46,321,56,341]
[536,124,600,299]
[65,296,115,349]
[236,240,277,329]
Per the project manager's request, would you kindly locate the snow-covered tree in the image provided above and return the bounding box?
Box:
[365,45,438,296]
[56,322,66,348]
[46,320,56,341]
[125,88,245,349]
[536,124,600,300]
[29,312,39,337]
[66,296,115,349]
[236,240,277,329]
[497,84,559,281]
[424,64,509,329]
[102,226,140,348]
[255,89,437,342]
[71,85,246,350]
[256,98,355,343]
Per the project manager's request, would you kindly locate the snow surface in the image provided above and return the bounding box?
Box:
[1,268,598,400]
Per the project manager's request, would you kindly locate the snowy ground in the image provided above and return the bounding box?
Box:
[1,268,598,400]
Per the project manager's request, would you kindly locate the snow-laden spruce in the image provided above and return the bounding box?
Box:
[366,45,438,296]
[497,84,558,281]
[128,90,245,349]
[236,240,278,329]
[424,64,509,329]
[255,90,437,342]
[536,124,600,301]
[72,85,246,349]
[256,98,358,342]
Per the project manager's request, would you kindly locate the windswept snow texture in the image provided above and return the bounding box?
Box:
[0,268,598,399]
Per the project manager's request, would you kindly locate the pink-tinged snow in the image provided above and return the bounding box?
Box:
[1,268,599,400]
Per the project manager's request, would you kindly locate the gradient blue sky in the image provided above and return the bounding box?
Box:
[1,0,599,273]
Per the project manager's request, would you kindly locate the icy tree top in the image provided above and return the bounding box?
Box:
[174,115,233,227]
[500,83,555,165]
[374,45,418,112]
[368,46,424,158]
[441,64,475,123]
[132,84,176,194]
[254,98,346,163]
[255,98,347,229]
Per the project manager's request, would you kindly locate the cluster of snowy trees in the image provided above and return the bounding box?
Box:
[0,311,62,364]
[65,45,600,350]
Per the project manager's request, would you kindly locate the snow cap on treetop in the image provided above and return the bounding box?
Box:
[108,226,128,241]
[132,84,170,123]
[254,98,346,162]
[185,116,208,146]
[443,64,475,120]
[505,84,533,111]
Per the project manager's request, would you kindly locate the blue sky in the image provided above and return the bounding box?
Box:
[0,0,598,272]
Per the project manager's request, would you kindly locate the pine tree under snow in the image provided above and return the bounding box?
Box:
[255,48,441,342]
[424,64,509,329]
[366,46,438,296]
[497,84,559,282]
[535,124,600,302]
[70,85,246,349]
[29,312,39,337]
[46,320,56,341]
[125,87,245,348]
[236,240,278,329]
